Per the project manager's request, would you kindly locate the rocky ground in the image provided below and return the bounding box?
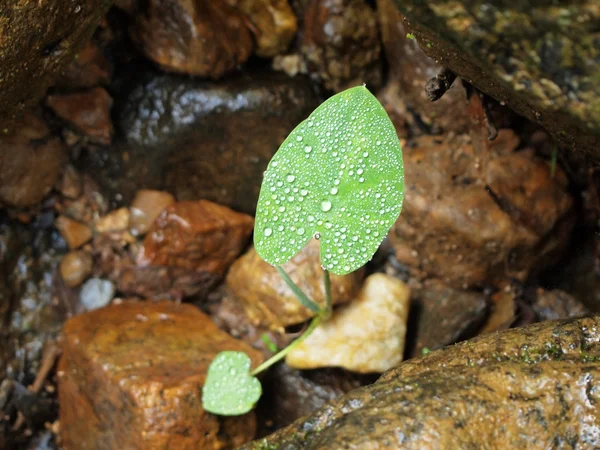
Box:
[0,1,599,449]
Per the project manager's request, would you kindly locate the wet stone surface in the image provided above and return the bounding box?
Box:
[244,315,600,449]
[86,70,320,213]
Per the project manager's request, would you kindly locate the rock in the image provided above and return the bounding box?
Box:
[55,175,109,225]
[258,363,368,431]
[391,1,600,162]
[128,0,253,77]
[99,70,320,213]
[95,207,130,233]
[60,251,93,288]
[225,239,363,330]
[532,289,589,322]
[0,113,66,207]
[286,273,410,373]
[377,0,469,136]
[58,301,262,450]
[55,165,83,200]
[390,131,574,289]
[406,279,487,357]
[244,315,600,449]
[138,200,253,274]
[55,216,92,250]
[301,0,382,92]
[0,0,112,121]
[79,278,115,311]
[129,189,175,237]
[479,289,517,334]
[55,40,112,89]
[239,0,298,57]
[46,87,114,145]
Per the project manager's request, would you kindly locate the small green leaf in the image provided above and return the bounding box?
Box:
[202,351,262,416]
[254,86,404,275]
[261,333,279,353]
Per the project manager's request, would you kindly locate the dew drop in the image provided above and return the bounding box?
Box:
[330,187,338,195]
[296,136,303,142]
[304,146,312,153]
[333,179,340,186]
[264,228,273,237]
[314,232,321,240]
[286,174,296,182]
[297,227,305,236]
[321,201,332,212]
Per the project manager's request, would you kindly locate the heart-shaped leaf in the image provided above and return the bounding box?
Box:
[254,86,404,275]
[202,351,262,416]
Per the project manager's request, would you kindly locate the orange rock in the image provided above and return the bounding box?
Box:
[225,239,364,329]
[60,250,93,287]
[138,200,254,275]
[95,207,130,233]
[58,301,262,450]
[129,189,175,237]
[56,216,93,249]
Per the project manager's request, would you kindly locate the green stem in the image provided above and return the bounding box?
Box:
[276,266,320,313]
[250,315,322,376]
[323,269,332,319]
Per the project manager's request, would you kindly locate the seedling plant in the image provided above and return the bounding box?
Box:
[202,86,404,416]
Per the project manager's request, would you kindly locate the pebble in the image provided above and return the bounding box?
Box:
[60,251,93,288]
[79,278,115,310]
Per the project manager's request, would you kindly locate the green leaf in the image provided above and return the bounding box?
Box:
[254,86,404,275]
[260,333,279,352]
[202,351,262,416]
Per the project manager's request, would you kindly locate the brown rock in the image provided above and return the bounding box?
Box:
[46,87,114,145]
[129,0,253,77]
[406,279,488,357]
[55,175,109,225]
[138,200,253,274]
[129,189,175,237]
[55,216,93,249]
[301,0,382,92]
[56,40,112,89]
[58,301,262,450]
[0,0,112,121]
[225,239,363,330]
[95,207,131,233]
[478,289,516,334]
[377,0,469,135]
[243,315,600,449]
[390,131,574,289]
[239,0,298,57]
[532,288,588,322]
[0,113,66,207]
[55,165,83,200]
[60,251,93,288]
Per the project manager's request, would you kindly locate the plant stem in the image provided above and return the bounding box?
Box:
[323,269,332,319]
[250,315,322,376]
[276,266,320,313]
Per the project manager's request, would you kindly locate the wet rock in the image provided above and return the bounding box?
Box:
[129,189,175,237]
[0,0,112,121]
[58,301,262,450]
[0,113,66,207]
[286,273,410,373]
[406,279,487,357]
[532,288,589,322]
[127,0,253,77]
[94,207,135,243]
[245,315,600,449]
[55,165,83,200]
[390,131,574,289]
[46,87,114,145]
[392,1,600,162]
[55,216,92,250]
[225,239,363,330]
[60,251,93,288]
[377,0,469,136]
[55,175,109,225]
[239,0,298,57]
[79,278,115,311]
[103,70,319,213]
[139,200,253,274]
[301,0,381,92]
[258,363,368,431]
[55,40,112,89]
[479,289,517,334]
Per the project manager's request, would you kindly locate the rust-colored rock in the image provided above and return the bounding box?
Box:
[46,87,114,145]
[55,216,93,249]
[239,0,298,57]
[138,200,254,275]
[390,130,574,289]
[0,0,112,122]
[128,0,253,77]
[0,113,66,207]
[225,239,363,330]
[301,0,382,92]
[59,301,262,450]
[244,315,600,449]
[56,40,112,89]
